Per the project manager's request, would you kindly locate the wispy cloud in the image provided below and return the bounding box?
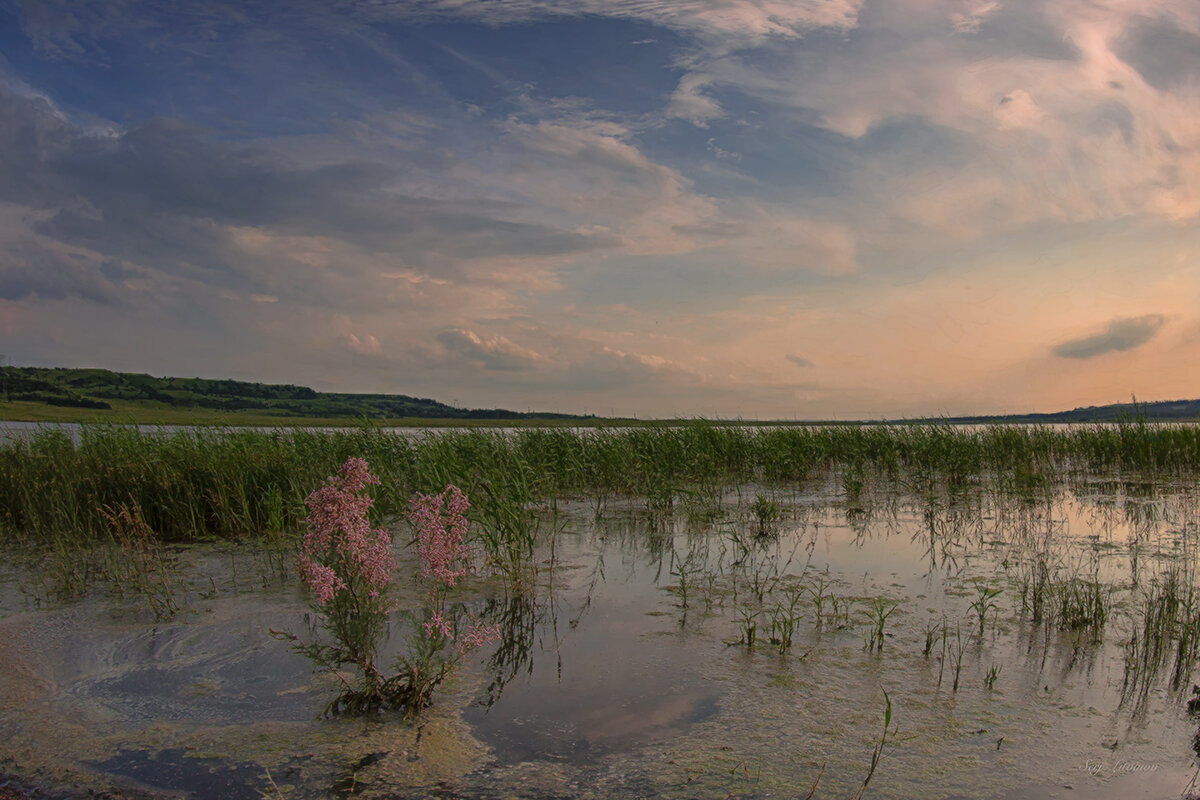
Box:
[436,328,548,372]
[950,0,1002,34]
[666,73,724,126]
[0,235,117,303]
[493,117,718,255]
[2,0,1199,418]
[384,0,864,47]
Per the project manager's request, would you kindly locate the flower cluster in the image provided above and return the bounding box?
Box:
[298,457,395,608]
[289,465,499,716]
[410,486,499,654]
[455,613,500,657]
[410,485,472,587]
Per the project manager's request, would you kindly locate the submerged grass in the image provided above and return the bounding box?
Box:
[1122,567,1200,710]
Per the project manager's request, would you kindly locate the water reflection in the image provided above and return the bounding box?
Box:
[455,479,1200,797]
[6,477,1200,797]
[465,541,722,763]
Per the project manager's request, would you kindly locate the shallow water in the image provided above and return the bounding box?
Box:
[4,477,1200,799]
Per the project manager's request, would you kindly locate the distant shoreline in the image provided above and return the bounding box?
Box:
[1,366,1197,426]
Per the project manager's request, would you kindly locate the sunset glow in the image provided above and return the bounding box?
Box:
[2,0,1198,418]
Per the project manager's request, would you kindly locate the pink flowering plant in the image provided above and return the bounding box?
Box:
[283,458,498,716]
[287,457,398,714]
[392,485,500,714]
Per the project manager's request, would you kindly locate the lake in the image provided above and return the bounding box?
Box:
[3,468,1199,799]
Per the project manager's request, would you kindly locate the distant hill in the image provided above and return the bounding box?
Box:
[0,366,591,421]
[921,398,1200,425]
[0,366,1195,425]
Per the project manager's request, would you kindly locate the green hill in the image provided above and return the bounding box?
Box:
[1,365,1196,426]
[0,366,589,422]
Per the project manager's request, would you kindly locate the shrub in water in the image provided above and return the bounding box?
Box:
[292,457,397,713]
[286,459,497,715]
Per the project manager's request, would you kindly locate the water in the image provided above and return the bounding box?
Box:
[0,420,545,443]
[3,477,1200,798]
[0,420,428,443]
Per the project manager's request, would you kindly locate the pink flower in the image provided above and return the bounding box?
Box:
[408,486,497,655]
[410,486,473,588]
[423,610,452,639]
[298,458,396,607]
[297,558,346,606]
[456,616,501,656]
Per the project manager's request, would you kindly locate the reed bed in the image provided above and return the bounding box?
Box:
[3,419,1200,555]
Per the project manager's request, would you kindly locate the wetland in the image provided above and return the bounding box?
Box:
[4,422,1200,798]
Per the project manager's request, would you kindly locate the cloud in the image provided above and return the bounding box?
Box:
[0,235,116,303]
[666,73,724,126]
[494,118,718,254]
[736,213,859,275]
[20,0,865,52]
[0,86,614,311]
[950,0,1002,34]
[42,119,599,264]
[1114,18,1200,95]
[689,0,1200,233]
[436,328,548,371]
[4,0,1200,421]
[1052,314,1166,359]
[560,344,706,393]
[994,89,1044,130]
[672,206,859,275]
[384,0,864,48]
[338,331,383,358]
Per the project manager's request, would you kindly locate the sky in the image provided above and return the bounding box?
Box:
[1,0,1199,419]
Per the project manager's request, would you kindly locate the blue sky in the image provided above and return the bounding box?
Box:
[2,0,1199,418]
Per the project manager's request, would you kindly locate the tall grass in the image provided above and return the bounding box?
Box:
[1121,568,1200,709]
[4,419,1200,555]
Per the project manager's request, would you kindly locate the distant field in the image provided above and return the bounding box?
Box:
[0,398,581,427]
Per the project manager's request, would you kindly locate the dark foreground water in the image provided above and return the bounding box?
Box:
[3,475,1200,799]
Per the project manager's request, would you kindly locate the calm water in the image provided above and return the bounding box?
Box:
[3,475,1200,799]
[0,420,424,442]
[0,419,1144,443]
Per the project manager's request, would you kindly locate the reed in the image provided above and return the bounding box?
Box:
[969,583,1002,636]
[863,597,900,653]
[1121,568,1200,709]
[767,584,806,654]
[853,691,895,800]
[6,418,1200,557]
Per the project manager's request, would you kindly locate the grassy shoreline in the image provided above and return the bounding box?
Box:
[3,419,1200,550]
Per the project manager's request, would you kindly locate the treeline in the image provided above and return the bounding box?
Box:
[0,366,587,421]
